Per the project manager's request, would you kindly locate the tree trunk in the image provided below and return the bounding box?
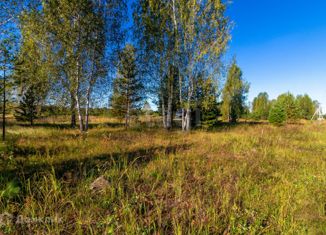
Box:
[178,72,186,131]
[75,61,84,132]
[84,106,89,131]
[185,108,191,131]
[84,87,91,131]
[76,93,84,132]
[70,94,76,128]
[84,41,97,132]
[166,73,173,130]
[125,99,130,128]
[183,76,194,131]
[181,108,186,130]
[2,67,6,141]
[73,15,84,132]
[161,88,167,129]
[85,107,89,131]
[162,104,167,129]
[171,0,178,130]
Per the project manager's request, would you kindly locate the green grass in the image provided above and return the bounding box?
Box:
[0,119,325,234]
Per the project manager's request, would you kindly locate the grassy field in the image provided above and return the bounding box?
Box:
[0,118,325,234]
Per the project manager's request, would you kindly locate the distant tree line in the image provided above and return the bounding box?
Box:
[251,92,318,125]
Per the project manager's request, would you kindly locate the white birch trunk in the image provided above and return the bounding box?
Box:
[84,87,91,131]
[75,93,84,132]
[75,60,84,132]
[185,108,191,131]
[184,76,194,131]
[161,90,167,129]
[166,74,173,129]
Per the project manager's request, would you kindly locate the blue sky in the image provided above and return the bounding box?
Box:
[226,0,326,109]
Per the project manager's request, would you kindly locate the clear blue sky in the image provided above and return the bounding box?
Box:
[226,0,326,109]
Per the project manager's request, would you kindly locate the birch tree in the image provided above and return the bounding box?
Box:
[252,92,271,120]
[42,0,124,131]
[221,60,249,123]
[177,0,230,130]
[134,0,230,131]
[134,0,177,129]
[15,9,51,105]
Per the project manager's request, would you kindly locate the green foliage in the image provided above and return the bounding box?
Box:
[110,45,144,124]
[14,9,51,102]
[201,107,220,128]
[0,181,20,201]
[221,60,249,123]
[134,0,230,130]
[251,92,271,120]
[268,101,286,125]
[195,77,220,127]
[28,0,115,131]
[14,85,40,125]
[156,65,179,116]
[277,92,300,123]
[0,37,17,116]
[296,94,316,119]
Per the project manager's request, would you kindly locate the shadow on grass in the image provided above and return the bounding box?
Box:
[208,121,268,131]
[16,121,126,129]
[172,120,268,131]
[0,143,191,186]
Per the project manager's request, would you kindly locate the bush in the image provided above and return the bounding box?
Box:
[268,102,286,125]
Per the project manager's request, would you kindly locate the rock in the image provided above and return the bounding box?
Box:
[62,171,79,186]
[90,176,110,192]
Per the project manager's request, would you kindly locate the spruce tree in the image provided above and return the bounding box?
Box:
[110,45,144,127]
[277,92,300,123]
[195,77,220,128]
[14,85,40,126]
[268,102,286,126]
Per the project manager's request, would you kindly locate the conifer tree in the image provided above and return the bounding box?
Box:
[110,45,144,127]
[14,85,40,126]
[277,92,299,123]
[268,101,286,126]
[195,76,220,128]
[296,94,316,120]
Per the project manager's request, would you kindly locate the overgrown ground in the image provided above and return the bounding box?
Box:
[0,117,325,234]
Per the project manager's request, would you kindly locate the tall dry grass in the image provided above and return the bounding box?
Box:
[0,118,325,234]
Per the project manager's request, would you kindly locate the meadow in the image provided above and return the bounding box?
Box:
[0,117,325,234]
